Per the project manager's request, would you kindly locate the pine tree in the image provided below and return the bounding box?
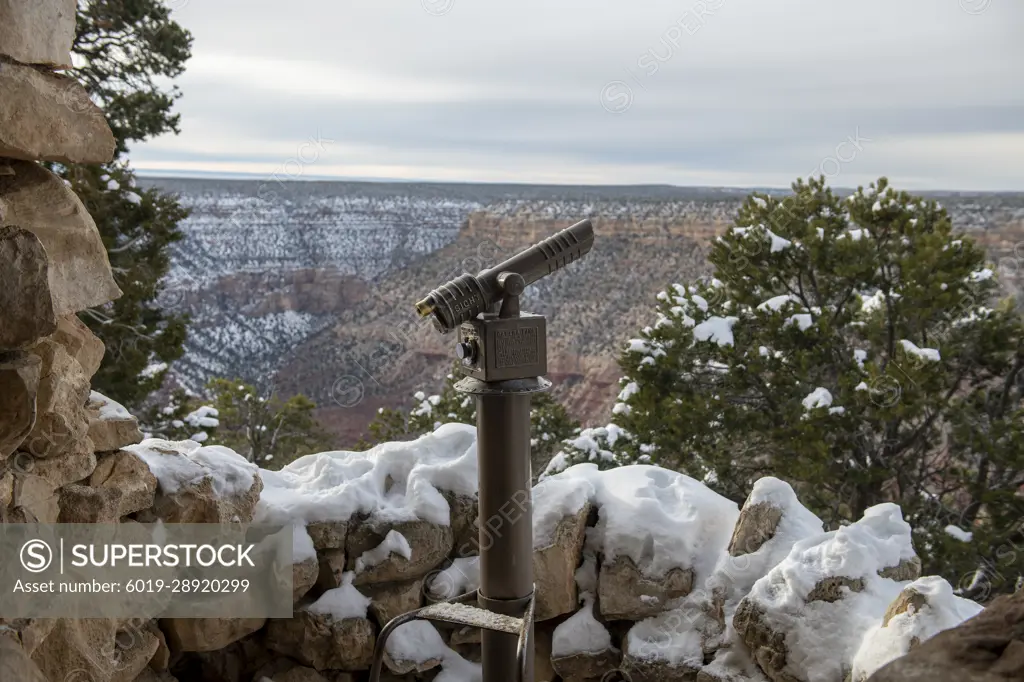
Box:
[61,0,194,409]
[139,387,219,443]
[557,176,1024,594]
[362,363,581,480]
[203,379,332,470]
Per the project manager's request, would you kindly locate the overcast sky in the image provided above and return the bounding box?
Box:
[131,0,1024,190]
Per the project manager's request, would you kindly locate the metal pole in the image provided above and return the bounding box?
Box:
[477,391,534,682]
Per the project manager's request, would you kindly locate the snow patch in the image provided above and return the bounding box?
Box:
[757,294,799,313]
[428,557,480,600]
[306,572,371,620]
[899,339,940,362]
[89,391,133,421]
[354,530,413,574]
[802,388,833,411]
[552,597,613,657]
[253,423,478,528]
[693,316,739,347]
[784,314,813,331]
[126,439,259,498]
[944,525,973,543]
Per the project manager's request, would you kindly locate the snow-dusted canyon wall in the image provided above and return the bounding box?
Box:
[142,176,1024,448]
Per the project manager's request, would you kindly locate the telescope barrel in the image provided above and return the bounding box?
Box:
[483,218,594,289]
[415,219,594,333]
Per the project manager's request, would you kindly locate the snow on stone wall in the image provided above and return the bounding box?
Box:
[23,425,975,682]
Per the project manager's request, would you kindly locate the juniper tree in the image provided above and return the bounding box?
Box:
[202,379,332,470]
[61,0,194,408]
[362,363,581,481]
[555,176,1024,594]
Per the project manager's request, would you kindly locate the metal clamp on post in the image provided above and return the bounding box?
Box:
[368,219,595,682]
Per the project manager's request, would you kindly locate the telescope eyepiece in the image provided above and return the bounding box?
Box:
[414,219,594,334]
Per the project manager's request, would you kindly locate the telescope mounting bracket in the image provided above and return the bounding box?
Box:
[451,271,551,391]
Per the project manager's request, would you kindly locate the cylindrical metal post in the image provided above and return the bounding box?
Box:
[477,392,534,682]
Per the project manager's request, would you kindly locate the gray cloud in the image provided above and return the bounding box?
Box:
[132,0,1024,190]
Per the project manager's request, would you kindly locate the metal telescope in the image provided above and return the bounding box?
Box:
[368,219,595,682]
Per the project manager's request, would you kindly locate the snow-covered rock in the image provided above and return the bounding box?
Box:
[550,598,621,679]
[254,423,478,529]
[345,520,452,586]
[851,576,984,681]
[862,588,1020,682]
[127,438,263,524]
[732,504,924,682]
[383,621,447,674]
[86,390,143,452]
[533,475,592,621]
[537,464,739,623]
[264,573,376,671]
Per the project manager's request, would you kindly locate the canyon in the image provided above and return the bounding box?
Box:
[139,177,1024,447]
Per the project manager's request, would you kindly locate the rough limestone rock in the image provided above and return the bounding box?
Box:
[51,313,105,378]
[293,555,320,603]
[0,63,116,164]
[729,501,785,557]
[882,586,929,628]
[307,521,347,550]
[0,634,47,682]
[878,556,922,582]
[366,578,424,626]
[87,392,144,452]
[550,649,622,681]
[145,619,170,671]
[265,611,376,671]
[127,440,263,525]
[58,482,121,522]
[89,450,158,517]
[22,330,93,467]
[316,548,347,591]
[0,471,12,507]
[535,502,590,621]
[0,160,121,314]
[0,0,76,67]
[599,555,695,621]
[443,490,480,557]
[266,666,333,682]
[189,632,275,682]
[0,351,40,458]
[346,519,453,586]
[27,439,96,489]
[30,618,158,682]
[0,226,57,349]
[622,653,703,682]
[6,472,59,523]
[0,618,56,656]
[866,589,1024,682]
[732,596,798,682]
[160,617,266,653]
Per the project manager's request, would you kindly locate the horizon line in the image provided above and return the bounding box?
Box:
[132,169,1017,195]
